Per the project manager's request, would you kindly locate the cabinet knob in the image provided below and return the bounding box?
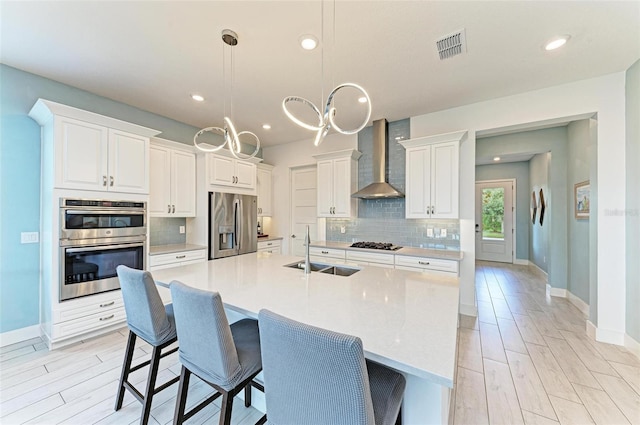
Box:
[291,234,296,238]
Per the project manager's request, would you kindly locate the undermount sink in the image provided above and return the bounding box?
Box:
[283,261,361,277]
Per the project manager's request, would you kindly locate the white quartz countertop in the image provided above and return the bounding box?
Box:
[149,244,207,256]
[151,252,459,387]
[257,236,283,242]
[310,241,463,261]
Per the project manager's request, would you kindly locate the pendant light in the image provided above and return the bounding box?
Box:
[194,29,260,159]
[282,0,372,146]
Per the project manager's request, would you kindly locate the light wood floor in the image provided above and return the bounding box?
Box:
[453,261,640,425]
[0,329,263,424]
[1,262,638,424]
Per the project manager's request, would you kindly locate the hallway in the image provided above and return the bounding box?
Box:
[453,261,640,424]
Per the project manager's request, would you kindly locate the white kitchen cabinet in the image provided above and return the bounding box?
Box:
[208,154,256,190]
[55,117,149,193]
[346,250,395,269]
[256,163,273,216]
[149,143,196,217]
[258,239,281,254]
[148,248,207,271]
[29,99,158,195]
[394,254,459,275]
[309,246,346,264]
[400,131,467,219]
[313,149,361,218]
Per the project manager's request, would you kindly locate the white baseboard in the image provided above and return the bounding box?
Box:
[0,325,41,347]
[513,259,529,266]
[624,333,640,360]
[566,291,590,316]
[595,327,626,346]
[546,284,567,298]
[529,262,548,278]
[459,303,478,317]
[586,320,597,340]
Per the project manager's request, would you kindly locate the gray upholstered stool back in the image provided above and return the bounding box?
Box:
[258,309,376,425]
[116,265,173,346]
[170,281,243,390]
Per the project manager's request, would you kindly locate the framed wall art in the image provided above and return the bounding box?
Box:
[575,181,590,219]
[539,188,546,226]
[531,191,537,224]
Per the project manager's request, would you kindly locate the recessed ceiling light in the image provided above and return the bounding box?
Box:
[262,124,271,130]
[545,35,571,51]
[191,94,205,102]
[299,35,318,50]
[358,97,367,103]
[493,156,501,161]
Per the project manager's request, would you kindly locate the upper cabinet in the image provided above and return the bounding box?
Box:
[29,99,159,194]
[400,130,466,219]
[149,141,196,217]
[313,149,361,218]
[256,163,273,217]
[208,154,256,190]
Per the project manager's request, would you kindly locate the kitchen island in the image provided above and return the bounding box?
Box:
[152,252,459,424]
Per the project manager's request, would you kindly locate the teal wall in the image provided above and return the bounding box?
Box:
[626,60,640,341]
[0,64,203,334]
[529,153,551,273]
[475,162,530,261]
[567,120,591,304]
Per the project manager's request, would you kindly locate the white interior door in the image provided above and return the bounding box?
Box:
[290,165,317,256]
[475,180,514,263]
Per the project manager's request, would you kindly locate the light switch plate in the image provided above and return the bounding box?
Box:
[426,228,434,238]
[441,229,447,238]
[21,232,39,244]
[179,226,186,234]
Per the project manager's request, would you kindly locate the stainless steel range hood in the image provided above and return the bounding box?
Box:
[351,119,405,199]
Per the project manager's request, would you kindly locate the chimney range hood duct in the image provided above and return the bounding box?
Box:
[351,119,405,199]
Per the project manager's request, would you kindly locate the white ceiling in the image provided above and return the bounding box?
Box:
[2,1,639,147]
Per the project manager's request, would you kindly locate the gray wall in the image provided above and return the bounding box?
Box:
[475,162,530,261]
[567,121,591,304]
[530,153,551,273]
[626,60,640,341]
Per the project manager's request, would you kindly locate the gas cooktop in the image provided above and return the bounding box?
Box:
[349,242,403,251]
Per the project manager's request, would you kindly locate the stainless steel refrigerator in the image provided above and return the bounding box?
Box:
[209,192,257,260]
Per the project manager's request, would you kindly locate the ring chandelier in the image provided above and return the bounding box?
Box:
[194,29,260,159]
[282,1,372,146]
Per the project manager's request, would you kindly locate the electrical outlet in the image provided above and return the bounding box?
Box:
[441,228,447,238]
[426,228,434,238]
[340,226,346,234]
[179,226,186,234]
[21,232,39,244]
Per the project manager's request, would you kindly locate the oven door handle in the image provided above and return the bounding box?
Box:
[64,209,144,215]
[65,242,144,254]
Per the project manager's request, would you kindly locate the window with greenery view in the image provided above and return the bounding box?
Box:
[482,188,505,240]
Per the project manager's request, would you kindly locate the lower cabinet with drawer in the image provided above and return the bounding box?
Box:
[148,249,207,271]
[394,255,459,275]
[309,247,346,264]
[258,239,282,254]
[346,250,395,269]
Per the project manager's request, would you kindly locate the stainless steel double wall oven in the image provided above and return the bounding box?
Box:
[59,199,146,301]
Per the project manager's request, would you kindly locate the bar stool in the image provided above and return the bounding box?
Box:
[169,281,267,425]
[115,265,180,425]
[258,309,406,425]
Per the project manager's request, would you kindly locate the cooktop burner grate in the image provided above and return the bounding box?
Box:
[349,242,402,251]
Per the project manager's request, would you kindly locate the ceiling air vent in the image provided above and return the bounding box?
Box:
[436,29,466,60]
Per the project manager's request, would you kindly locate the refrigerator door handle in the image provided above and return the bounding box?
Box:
[237,199,242,251]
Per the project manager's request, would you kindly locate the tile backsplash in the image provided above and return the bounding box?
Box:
[326,118,460,249]
[149,217,186,246]
[326,218,460,250]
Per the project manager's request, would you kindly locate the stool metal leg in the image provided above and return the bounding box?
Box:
[244,384,251,408]
[140,344,162,425]
[173,366,191,425]
[115,331,137,410]
[219,392,234,425]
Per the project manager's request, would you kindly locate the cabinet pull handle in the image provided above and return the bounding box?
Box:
[322,250,329,254]
[431,206,435,215]
[168,204,172,213]
[99,314,115,321]
[267,243,272,246]
[172,205,175,213]
[103,176,107,186]
[100,301,115,308]
[175,254,186,259]
[109,176,114,187]
[418,261,430,265]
